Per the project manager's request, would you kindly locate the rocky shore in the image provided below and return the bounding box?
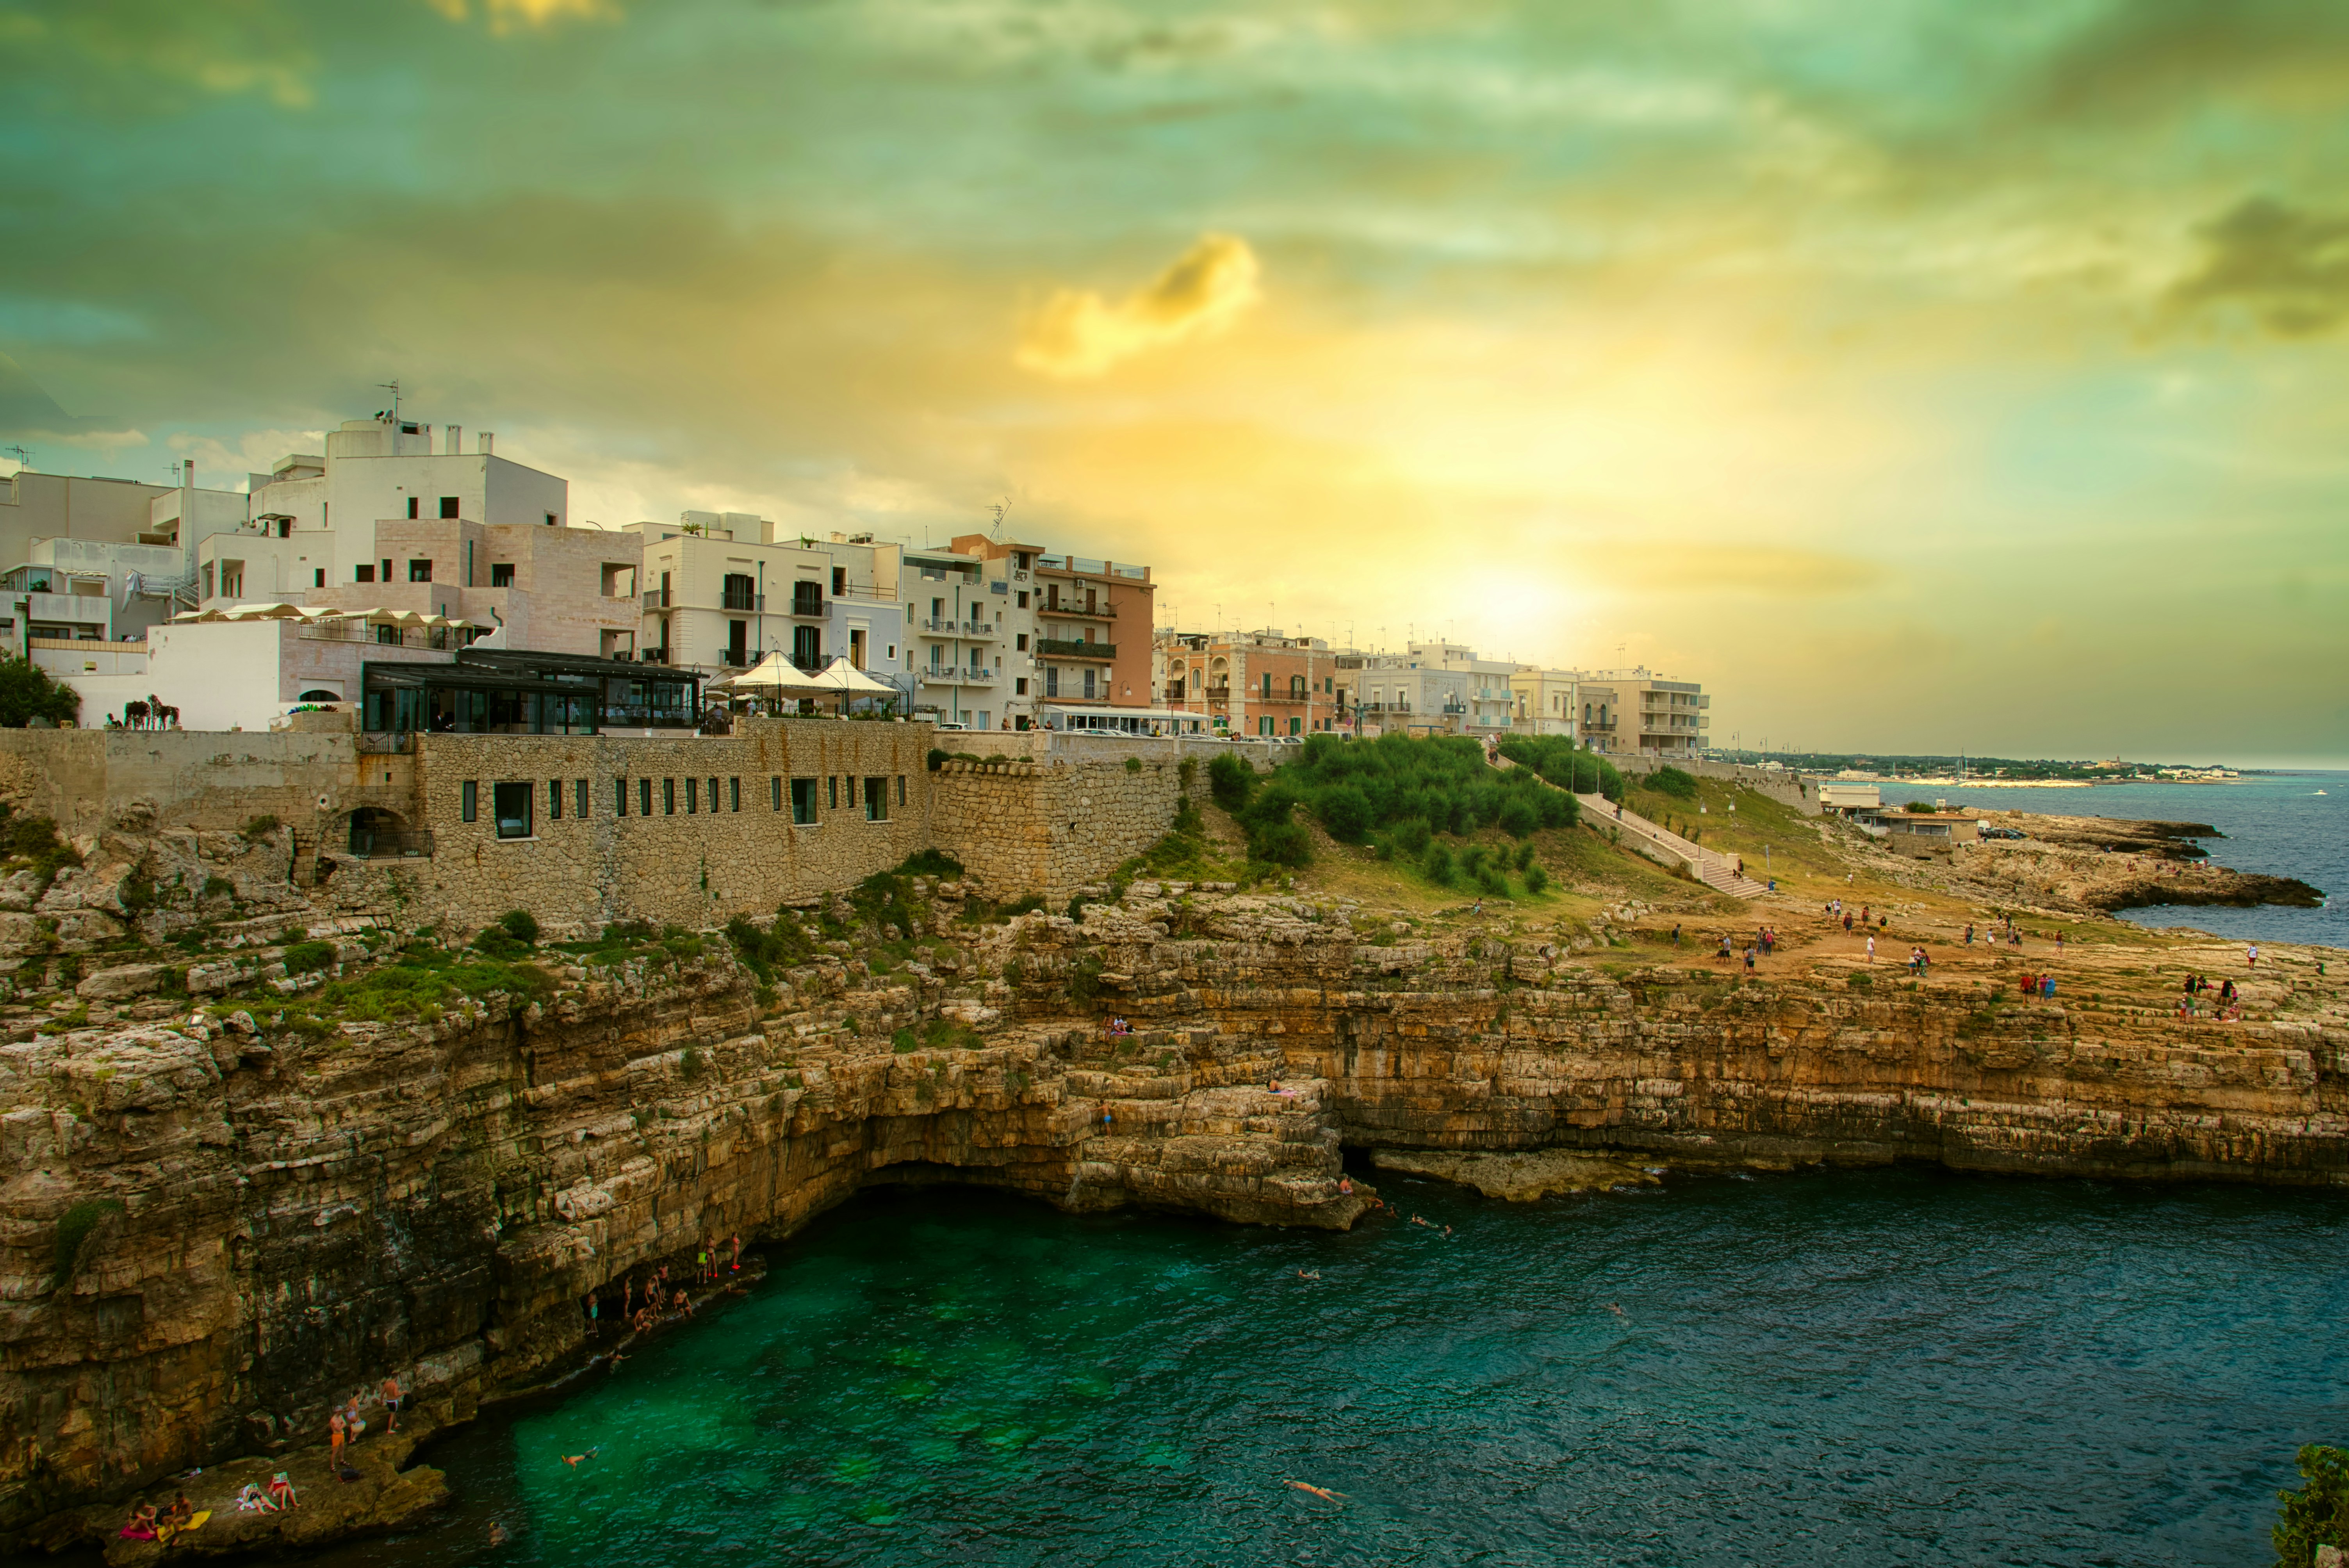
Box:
[1955,811,2325,912]
[3,871,2344,1556]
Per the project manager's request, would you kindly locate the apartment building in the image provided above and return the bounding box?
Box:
[1338,650,1469,736]
[194,417,640,660]
[1572,668,1710,757]
[625,513,904,695]
[886,533,1155,731]
[1408,641,1517,734]
[1155,627,1343,736]
[1507,665,1579,736]
[0,461,251,645]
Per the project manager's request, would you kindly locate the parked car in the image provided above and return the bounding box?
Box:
[931,721,969,732]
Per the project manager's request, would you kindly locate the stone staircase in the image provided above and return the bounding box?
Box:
[1574,793,1772,899]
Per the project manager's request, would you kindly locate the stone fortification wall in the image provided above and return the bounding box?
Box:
[935,730,1274,770]
[1615,751,1819,815]
[931,756,1199,902]
[385,719,933,932]
[0,729,416,843]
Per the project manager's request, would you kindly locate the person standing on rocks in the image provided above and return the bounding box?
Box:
[328,1411,346,1468]
[381,1374,403,1433]
[1866,934,1875,964]
[2247,944,2259,969]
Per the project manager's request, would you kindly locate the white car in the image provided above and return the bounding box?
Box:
[931,721,969,732]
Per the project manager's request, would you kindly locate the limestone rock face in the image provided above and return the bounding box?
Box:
[1,895,2342,1553]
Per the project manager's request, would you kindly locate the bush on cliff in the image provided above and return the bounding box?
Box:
[2274,1444,2349,1567]
[497,909,541,945]
[1497,735,1621,804]
[1647,765,1698,801]
[0,654,79,729]
[726,914,813,982]
[52,1197,123,1290]
[1280,732,1574,846]
[1208,752,1255,812]
[0,804,80,896]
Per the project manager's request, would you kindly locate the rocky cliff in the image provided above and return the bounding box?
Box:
[3,881,2344,1554]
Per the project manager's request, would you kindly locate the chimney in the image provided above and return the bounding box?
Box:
[445,424,461,454]
[478,432,495,456]
[182,458,194,488]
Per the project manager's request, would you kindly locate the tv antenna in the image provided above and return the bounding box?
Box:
[2,444,30,472]
[373,380,402,424]
[987,495,1014,541]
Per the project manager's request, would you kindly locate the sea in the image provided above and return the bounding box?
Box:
[1871,769,2346,950]
[318,1174,2346,1568]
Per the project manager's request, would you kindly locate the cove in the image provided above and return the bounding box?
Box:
[325,1167,2345,1568]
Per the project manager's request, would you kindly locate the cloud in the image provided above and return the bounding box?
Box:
[2165,196,2349,337]
[1015,233,1262,379]
[1575,542,1889,599]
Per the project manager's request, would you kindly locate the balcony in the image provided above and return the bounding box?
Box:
[923,617,998,636]
[643,588,671,610]
[1164,682,1189,700]
[921,667,999,686]
[1039,599,1116,620]
[721,591,766,613]
[1035,637,1115,660]
[1254,691,1308,705]
[788,593,825,619]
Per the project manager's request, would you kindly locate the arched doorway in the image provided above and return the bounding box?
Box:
[347,806,406,857]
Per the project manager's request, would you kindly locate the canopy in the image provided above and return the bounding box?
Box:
[810,657,897,695]
[172,602,318,623]
[710,652,830,695]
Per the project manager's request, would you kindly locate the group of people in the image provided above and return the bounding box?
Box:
[2180,972,2243,1020]
[327,1378,402,1474]
[118,1492,204,1541]
[594,1239,743,1338]
[235,1474,299,1513]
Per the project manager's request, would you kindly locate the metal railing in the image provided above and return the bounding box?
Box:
[300,623,466,650]
[643,587,670,609]
[788,594,825,618]
[346,827,434,859]
[1039,599,1115,618]
[922,667,998,686]
[721,592,765,613]
[1035,637,1115,659]
[358,732,416,754]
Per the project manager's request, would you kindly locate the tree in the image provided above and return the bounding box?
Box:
[0,657,79,729]
[2276,1444,2349,1568]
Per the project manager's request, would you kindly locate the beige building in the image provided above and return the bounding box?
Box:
[1572,668,1709,758]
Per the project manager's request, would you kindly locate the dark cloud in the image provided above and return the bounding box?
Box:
[2025,0,2349,124]
[2167,196,2349,337]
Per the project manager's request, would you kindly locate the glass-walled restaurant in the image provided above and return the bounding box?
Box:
[362,650,702,736]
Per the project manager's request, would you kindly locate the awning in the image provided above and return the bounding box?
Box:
[810,657,897,694]
[709,652,831,695]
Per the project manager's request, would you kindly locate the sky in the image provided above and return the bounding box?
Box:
[2,0,2346,764]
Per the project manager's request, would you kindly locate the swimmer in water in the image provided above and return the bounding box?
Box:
[1296,1269,1321,1280]
[1606,1303,1626,1318]
[559,1447,600,1468]
[1411,1215,1431,1227]
[1285,1480,1347,1503]
[1442,1225,1453,1238]
[488,1522,509,1546]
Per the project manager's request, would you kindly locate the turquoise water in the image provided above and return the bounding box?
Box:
[332,1170,2345,1567]
[1874,769,2346,949]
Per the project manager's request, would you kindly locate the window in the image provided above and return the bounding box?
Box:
[865,777,889,822]
[723,572,757,612]
[1015,633,1028,651]
[545,511,558,527]
[790,777,818,823]
[615,777,629,816]
[548,779,563,820]
[408,559,433,583]
[575,780,589,819]
[708,777,720,814]
[1045,668,1060,698]
[728,620,749,666]
[847,776,858,806]
[1259,716,1274,736]
[663,778,676,814]
[770,776,782,811]
[1082,668,1096,700]
[461,780,478,822]
[1015,677,1028,695]
[1016,590,1029,608]
[896,775,907,806]
[439,496,460,519]
[407,497,419,519]
[381,559,392,582]
[355,564,375,583]
[464,540,474,586]
[491,563,515,588]
[1289,716,1302,735]
[792,624,821,668]
[1262,672,1273,697]
[729,777,741,812]
[686,777,699,814]
[639,777,653,816]
[832,567,847,595]
[827,776,838,810]
[492,782,532,838]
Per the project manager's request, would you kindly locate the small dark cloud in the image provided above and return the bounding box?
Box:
[2025,0,2349,125]
[2167,196,2349,337]
[0,350,138,444]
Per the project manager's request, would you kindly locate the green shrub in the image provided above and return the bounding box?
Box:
[1497,735,1619,803]
[1648,766,1698,800]
[1065,896,1088,921]
[1848,972,1873,989]
[2274,1444,2349,1568]
[471,925,529,960]
[927,748,949,771]
[1903,800,1939,813]
[240,814,282,841]
[1522,864,1549,894]
[1421,844,1454,886]
[497,909,540,945]
[1315,784,1374,843]
[51,1198,123,1288]
[897,848,965,879]
[724,913,813,982]
[891,1026,919,1053]
[1124,756,1143,774]
[1513,841,1538,871]
[1178,757,1197,786]
[1171,795,1205,837]
[1208,752,1255,811]
[0,656,80,729]
[282,941,336,975]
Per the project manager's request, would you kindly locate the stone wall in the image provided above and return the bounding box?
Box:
[384,719,934,932]
[931,756,1198,902]
[0,729,415,847]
